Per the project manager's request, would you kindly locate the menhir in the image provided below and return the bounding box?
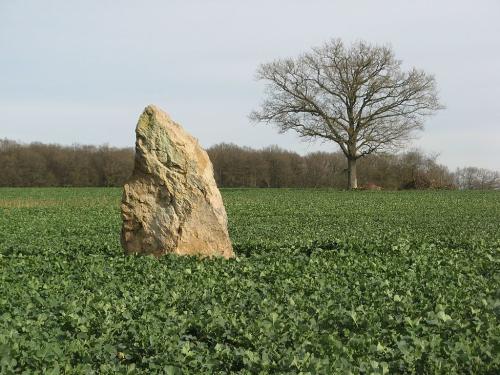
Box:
[121,105,234,258]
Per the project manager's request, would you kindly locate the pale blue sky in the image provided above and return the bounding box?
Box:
[1,0,499,170]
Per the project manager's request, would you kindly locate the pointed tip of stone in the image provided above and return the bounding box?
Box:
[141,104,173,124]
[144,104,158,110]
[143,104,162,115]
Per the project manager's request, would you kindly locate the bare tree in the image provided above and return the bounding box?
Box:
[455,167,500,190]
[250,39,443,189]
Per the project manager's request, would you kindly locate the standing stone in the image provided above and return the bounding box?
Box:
[121,105,234,258]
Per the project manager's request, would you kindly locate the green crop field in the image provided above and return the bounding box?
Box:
[0,188,499,374]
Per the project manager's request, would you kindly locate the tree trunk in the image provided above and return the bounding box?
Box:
[347,157,358,189]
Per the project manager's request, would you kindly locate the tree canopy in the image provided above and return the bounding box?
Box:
[251,39,443,188]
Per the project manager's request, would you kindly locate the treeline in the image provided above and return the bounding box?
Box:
[0,139,134,187]
[209,143,457,189]
[1,139,498,189]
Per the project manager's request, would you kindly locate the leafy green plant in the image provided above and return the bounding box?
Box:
[0,188,499,373]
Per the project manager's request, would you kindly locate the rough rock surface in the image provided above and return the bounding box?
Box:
[121,105,234,258]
